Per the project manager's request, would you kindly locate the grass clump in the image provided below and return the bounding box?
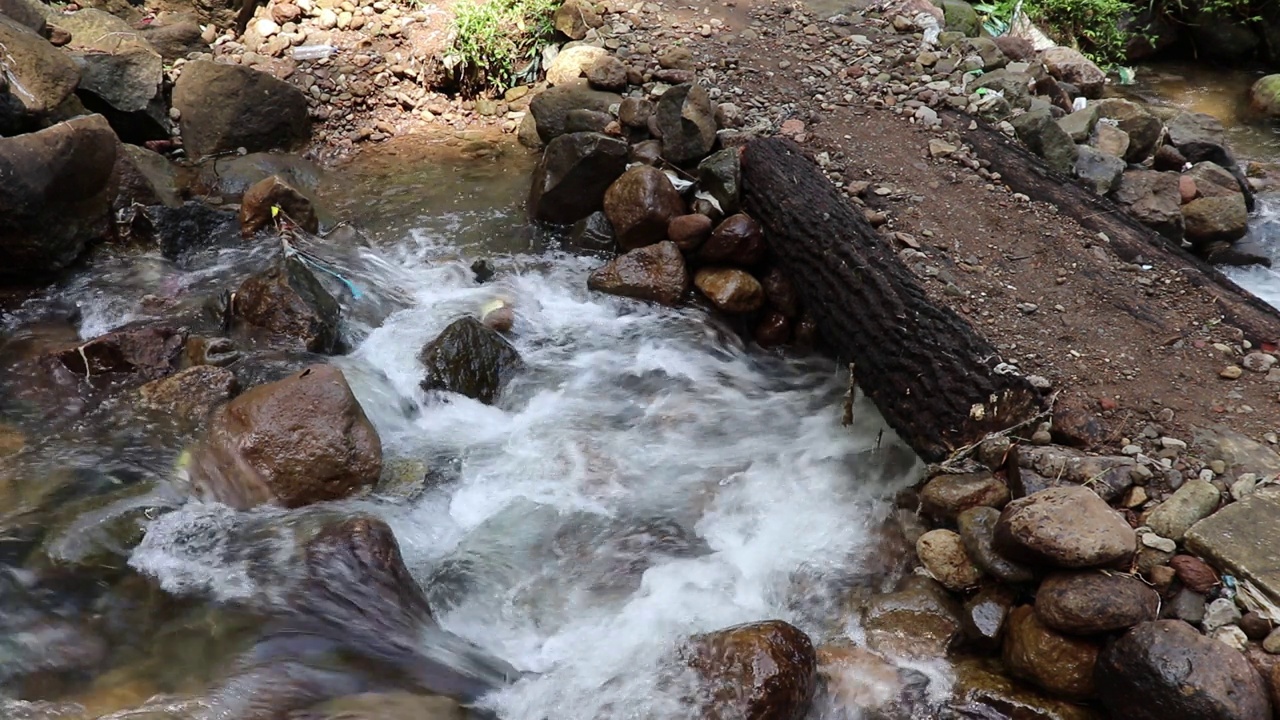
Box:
[448,0,560,95]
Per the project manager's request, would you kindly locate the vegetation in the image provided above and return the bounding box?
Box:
[448,0,560,95]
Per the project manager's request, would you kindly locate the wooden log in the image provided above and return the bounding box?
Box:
[740,137,1044,463]
[951,111,1280,346]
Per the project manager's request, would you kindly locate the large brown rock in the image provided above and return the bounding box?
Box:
[49,323,186,380]
[1183,194,1249,246]
[138,364,239,423]
[587,240,689,307]
[1095,620,1272,720]
[694,268,764,313]
[239,174,319,235]
[1040,47,1105,98]
[1094,99,1163,163]
[528,131,627,226]
[655,83,717,165]
[602,166,685,250]
[862,576,964,659]
[0,14,80,129]
[189,364,382,509]
[1035,571,1159,635]
[699,213,765,266]
[995,486,1136,569]
[172,60,311,159]
[920,470,1010,520]
[234,255,342,354]
[418,316,523,404]
[528,80,621,143]
[1111,169,1185,242]
[683,620,817,720]
[1003,605,1100,700]
[0,113,117,276]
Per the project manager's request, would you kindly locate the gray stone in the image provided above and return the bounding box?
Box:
[1145,479,1220,541]
[1075,146,1126,196]
[1198,427,1280,477]
[1011,107,1078,175]
[1186,491,1280,605]
[528,132,628,226]
[655,83,717,165]
[1264,627,1280,653]
[939,0,979,36]
[697,148,741,216]
[957,506,1035,584]
[972,69,1031,109]
[1090,122,1131,160]
[1165,588,1207,624]
[1112,170,1185,242]
[60,9,168,140]
[1012,446,1135,502]
[1094,98,1163,163]
[172,60,310,158]
[1057,106,1099,143]
[964,36,1008,71]
[1202,597,1242,632]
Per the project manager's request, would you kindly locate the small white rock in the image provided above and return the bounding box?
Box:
[1203,597,1242,632]
[1211,624,1249,652]
[1140,533,1176,553]
[1160,437,1188,450]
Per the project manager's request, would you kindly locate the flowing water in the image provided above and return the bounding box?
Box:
[0,137,928,719]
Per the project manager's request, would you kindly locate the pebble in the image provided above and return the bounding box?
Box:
[1220,365,1243,379]
[1239,611,1272,641]
[1243,351,1277,373]
[1160,437,1187,450]
[1210,624,1249,651]
[1202,597,1242,632]
[1264,627,1280,653]
[1140,533,1176,553]
[1168,587,1207,624]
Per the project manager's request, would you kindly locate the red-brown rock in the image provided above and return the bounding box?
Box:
[684,620,817,720]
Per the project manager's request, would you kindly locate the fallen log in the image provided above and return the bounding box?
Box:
[740,137,1044,463]
[951,111,1280,347]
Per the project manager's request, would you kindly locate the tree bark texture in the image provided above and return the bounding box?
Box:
[741,137,1044,463]
[952,111,1280,347]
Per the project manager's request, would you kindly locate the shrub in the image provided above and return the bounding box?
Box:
[976,0,1133,66]
[448,0,560,95]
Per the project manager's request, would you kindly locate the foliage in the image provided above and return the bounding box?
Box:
[974,0,1133,66]
[448,0,559,95]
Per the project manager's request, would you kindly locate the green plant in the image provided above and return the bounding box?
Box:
[974,0,1133,66]
[448,0,560,95]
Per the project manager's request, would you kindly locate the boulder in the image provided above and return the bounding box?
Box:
[972,70,1032,110]
[49,323,186,380]
[1190,15,1260,64]
[189,364,382,509]
[1187,161,1246,199]
[172,60,311,158]
[587,240,689,307]
[419,316,523,404]
[0,14,80,130]
[567,210,617,254]
[950,657,1099,720]
[552,0,601,41]
[1095,620,1271,720]
[1040,46,1105,98]
[668,213,713,251]
[1094,99,1162,163]
[59,9,167,142]
[1183,195,1249,245]
[586,55,627,92]
[239,175,319,235]
[0,113,117,277]
[995,486,1136,569]
[917,529,983,591]
[655,83,717,165]
[563,108,612,133]
[1111,170,1185,242]
[602,166,685,251]
[138,365,239,422]
[1003,605,1100,700]
[1251,75,1280,118]
[1056,105,1099,143]
[699,213,765,266]
[694,267,764,313]
[1011,107,1078,175]
[137,14,207,60]
[528,80,621,143]
[1090,122,1131,161]
[1186,491,1280,603]
[545,44,610,86]
[939,0,979,36]
[920,470,1010,520]
[697,148,741,216]
[113,143,181,209]
[528,131,627,226]
[1035,571,1159,635]
[683,620,817,720]
[1075,146,1125,196]
[234,255,342,354]
[958,506,1036,584]
[862,576,964,659]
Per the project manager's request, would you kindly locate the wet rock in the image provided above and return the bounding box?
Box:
[567,210,617,255]
[552,0,601,41]
[698,148,741,216]
[1112,169,1185,242]
[528,131,627,226]
[699,213,764,266]
[950,657,1099,720]
[1040,47,1105,98]
[586,55,627,92]
[239,175,319,235]
[1035,571,1159,635]
[683,620,816,720]
[816,642,923,718]
[920,471,1010,520]
[753,312,789,347]
[1169,554,1218,593]
[189,364,382,509]
[172,60,310,159]
[51,323,187,381]
[668,213,713,251]
[958,506,1037,584]
[918,529,982,591]
[1145,479,1219,540]
[1057,106,1099,143]
[603,166,685,251]
[0,114,116,277]
[1183,195,1249,246]
[972,69,1032,110]
[1003,605,1100,700]
[0,14,80,130]
[1075,146,1125,196]
[1095,620,1272,720]
[545,45,610,86]
[150,201,241,260]
[1206,238,1271,267]
[138,365,239,422]
[195,151,323,201]
[528,80,621,143]
[862,575,964,659]
[995,486,1136,569]
[60,9,167,142]
[234,254,342,354]
[113,143,181,209]
[761,267,798,318]
[962,585,1016,652]
[655,83,717,165]
[294,692,465,720]
[419,316,523,404]
[1094,99,1163,163]
[694,267,764,313]
[588,240,689,307]
[1186,491,1280,603]
[1168,115,1250,201]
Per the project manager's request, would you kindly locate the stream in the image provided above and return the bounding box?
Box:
[0,136,927,719]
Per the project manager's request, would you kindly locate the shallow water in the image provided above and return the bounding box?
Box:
[0,139,927,718]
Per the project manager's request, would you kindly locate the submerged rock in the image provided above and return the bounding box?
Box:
[603,165,685,250]
[189,364,382,509]
[138,364,240,422]
[528,131,628,226]
[862,575,964,659]
[683,620,817,720]
[172,60,311,159]
[816,642,928,718]
[588,240,689,307]
[1095,620,1272,720]
[234,254,342,354]
[293,692,465,720]
[419,316,523,404]
[50,323,187,381]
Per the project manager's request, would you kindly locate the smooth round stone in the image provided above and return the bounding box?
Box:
[917,529,983,591]
[920,470,1011,520]
[995,486,1136,569]
[1034,571,1159,635]
[958,506,1036,584]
